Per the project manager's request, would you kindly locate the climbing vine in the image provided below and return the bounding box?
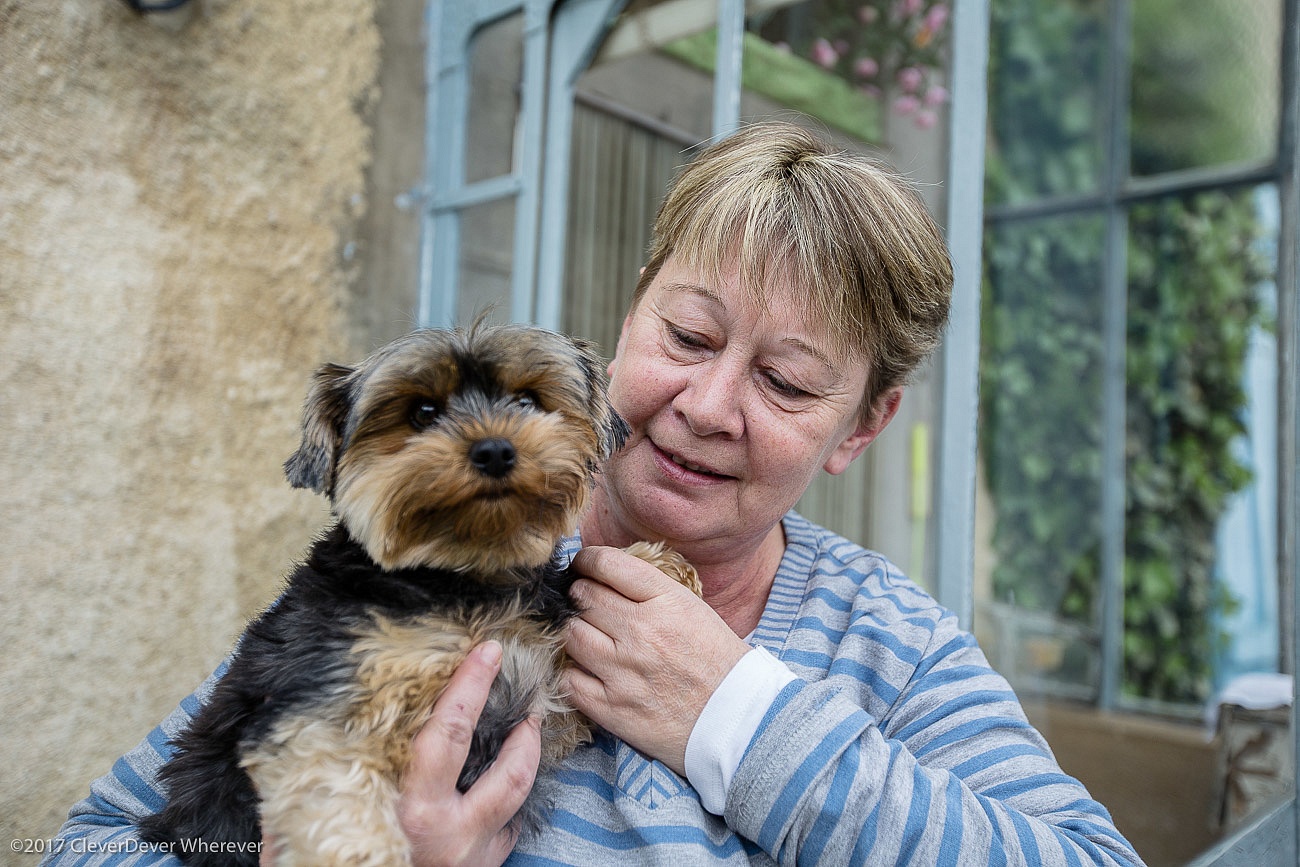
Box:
[980,0,1271,703]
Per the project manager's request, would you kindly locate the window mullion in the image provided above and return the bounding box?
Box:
[712,0,744,138]
[536,0,630,331]
[420,5,470,328]
[1096,0,1133,713]
[933,0,991,629]
[1280,0,1300,852]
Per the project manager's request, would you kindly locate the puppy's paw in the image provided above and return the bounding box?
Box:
[623,541,701,597]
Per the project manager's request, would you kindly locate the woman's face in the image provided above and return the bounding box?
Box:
[597,253,900,556]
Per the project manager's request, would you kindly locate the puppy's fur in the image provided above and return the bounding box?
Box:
[139,324,698,866]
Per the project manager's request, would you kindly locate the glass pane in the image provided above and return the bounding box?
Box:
[984,0,1108,205]
[1112,185,1289,857]
[1123,186,1280,707]
[457,197,515,324]
[1130,0,1282,177]
[466,13,524,184]
[976,213,1107,702]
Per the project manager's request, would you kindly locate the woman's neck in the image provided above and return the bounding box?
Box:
[689,526,785,637]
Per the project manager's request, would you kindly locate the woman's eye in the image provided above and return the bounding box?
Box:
[667,323,708,349]
[408,400,440,430]
[766,373,813,400]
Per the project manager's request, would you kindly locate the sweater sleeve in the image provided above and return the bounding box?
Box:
[723,615,1146,866]
[684,646,797,813]
[40,666,225,866]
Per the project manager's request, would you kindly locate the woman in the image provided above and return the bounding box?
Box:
[48,122,1145,866]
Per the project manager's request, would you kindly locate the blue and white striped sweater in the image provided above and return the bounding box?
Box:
[45,512,1145,866]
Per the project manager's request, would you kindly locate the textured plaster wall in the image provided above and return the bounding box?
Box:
[0,0,418,849]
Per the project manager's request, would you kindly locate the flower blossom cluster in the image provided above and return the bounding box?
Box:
[798,0,951,131]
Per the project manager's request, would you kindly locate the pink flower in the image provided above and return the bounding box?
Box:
[810,37,839,69]
[859,84,883,99]
[857,5,879,24]
[924,4,949,31]
[923,84,949,105]
[897,66,925,92]
[914,110,937,130]
[895,0,924,18]
[893,95,920,115]
[854,56,880,79]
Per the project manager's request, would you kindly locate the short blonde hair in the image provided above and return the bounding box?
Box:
[634,122,952,419]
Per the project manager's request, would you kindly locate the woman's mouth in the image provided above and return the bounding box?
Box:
[654,443,732,480]
[670,453,715,474]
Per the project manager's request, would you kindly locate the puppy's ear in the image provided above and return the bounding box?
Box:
[570,335,629,460]
[284,363,355,496]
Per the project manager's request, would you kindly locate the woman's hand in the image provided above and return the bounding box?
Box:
[259,642,539,867]
[398,640,542,867]
[563,546,750,775]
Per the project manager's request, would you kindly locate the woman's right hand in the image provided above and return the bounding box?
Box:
[398,640,542,867]
[260,641,540,867]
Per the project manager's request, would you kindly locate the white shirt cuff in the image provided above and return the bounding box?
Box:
[683,646,797,815]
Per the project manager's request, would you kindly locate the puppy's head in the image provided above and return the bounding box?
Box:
[284,324,628,575]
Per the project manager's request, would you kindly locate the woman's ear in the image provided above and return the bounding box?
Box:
[823,386,904,476]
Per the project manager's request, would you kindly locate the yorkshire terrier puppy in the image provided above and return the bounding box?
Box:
[140,324,698,867]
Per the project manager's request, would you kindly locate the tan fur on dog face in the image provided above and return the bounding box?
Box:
[335,408,595,573]
[289,325,623,574]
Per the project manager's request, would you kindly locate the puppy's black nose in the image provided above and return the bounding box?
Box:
[469,437,517,478]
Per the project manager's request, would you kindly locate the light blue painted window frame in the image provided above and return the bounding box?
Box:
[420,0,553,327]
[420,1,1299,860]
[421,0,634,330]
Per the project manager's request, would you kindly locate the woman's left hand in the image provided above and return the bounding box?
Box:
[563,545,751,776]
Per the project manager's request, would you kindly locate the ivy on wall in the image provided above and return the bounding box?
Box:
[981,0,1272,704]
[1122,192,1268,701]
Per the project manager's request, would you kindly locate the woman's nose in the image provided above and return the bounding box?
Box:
[673,357,745,438]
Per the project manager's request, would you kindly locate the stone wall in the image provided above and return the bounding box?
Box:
[0,0,422,848]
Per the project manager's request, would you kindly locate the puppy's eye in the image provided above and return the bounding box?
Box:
[408,400,441,430]
[513,391,541,411]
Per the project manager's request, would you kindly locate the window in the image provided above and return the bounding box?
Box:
[978,0,1297,862]
[421,1,1300,861]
